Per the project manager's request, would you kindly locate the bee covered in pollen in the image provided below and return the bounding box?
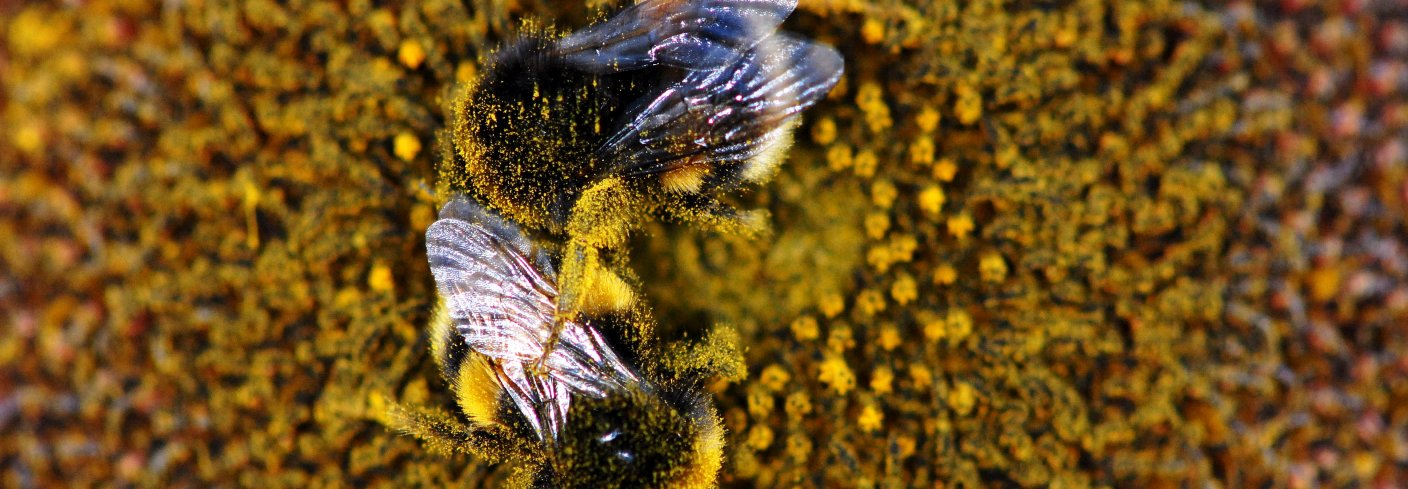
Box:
[449,0,843,229]
[405,196,725,488]
[444,0,844,316]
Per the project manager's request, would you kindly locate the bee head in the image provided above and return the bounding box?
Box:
[544,386,722,488]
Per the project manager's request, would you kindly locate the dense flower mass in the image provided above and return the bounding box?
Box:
[2,0,1405,487]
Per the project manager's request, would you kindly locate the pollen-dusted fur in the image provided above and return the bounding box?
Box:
[560,246,639,317]
[661,164,711,194]
[405,300,737,488]
[738,120,800,184]
[427,299,501,424]
[416,0,840,485]
[405,194,742,488]
[444,24,658,233]
[441,0,843,321]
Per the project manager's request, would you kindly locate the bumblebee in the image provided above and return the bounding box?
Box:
[444,0,842,318]
[448,0,842,231]
[405,196,725,488]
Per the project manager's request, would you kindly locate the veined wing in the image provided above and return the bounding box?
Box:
[425,197,640,441]
[598,33,843,179]
[555,0,797,73]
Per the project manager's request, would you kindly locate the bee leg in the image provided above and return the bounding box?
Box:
[388,404,536,463]
[566,177,640,250]
[654,325,747,384]
[532,321,565,376]
[558,241,637,317]
[559,178,643,317]
[662,194,771,238]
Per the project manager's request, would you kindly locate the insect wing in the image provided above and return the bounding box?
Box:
[555,0,797,73]
[437,196,555,276]
[542,322,640,398]
[425,201,642,440]
[427,218,560,366]
[427,215,566,433]
[600,33,843,178]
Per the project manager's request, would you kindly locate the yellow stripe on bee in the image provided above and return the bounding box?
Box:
[428,298,456,373]
[562,246,637,315]
[454,355,502,425]
[660,164,710,193]
[429,297,502,425]
[739,120,798,183]
[673,407,724,489]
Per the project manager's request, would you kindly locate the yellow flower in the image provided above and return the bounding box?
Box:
[817,355,856,395]
[811,117,837,145]
[819,293,846,319]
[785,391,812,418]
[367,264,394,292]
[919,185,946,215]
[921,311,945,341]
[856,289,887,317]
[947,213,975,239]
[791,316,820,342]
[909,136,935,166]
[979,251,1008,282]
[947,308,974,342]
[397,40,426,69]
[954,84,983,125]
[759,364,792,393]
[858,404,884,432]
[933,158,959,181]
[786,433,812,463]
[870,366,894,394]
[865,212,890,240]
[746,425,774,450]
[871,181,898,208]
[890,274,917,306]
[933,263,958,285]
[916,105,941,133]
[393,132,422,162]
[827,144,854,171]
[861,18,886,45]
[948,380,977,415]
[909,365,933,390]
[853,150,879,178]
[877,324,901,351]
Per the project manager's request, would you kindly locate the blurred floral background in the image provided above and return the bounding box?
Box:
[3,0,1407,486]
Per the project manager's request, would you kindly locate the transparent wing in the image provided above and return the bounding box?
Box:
[425,198,641,441]
[555,0,796,73]
[427,217,559,366]
[598,33,843,178]
[437,196,554,274]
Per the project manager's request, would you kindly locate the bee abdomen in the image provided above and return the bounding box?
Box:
[430,300,505,424]
[428,300,468,382]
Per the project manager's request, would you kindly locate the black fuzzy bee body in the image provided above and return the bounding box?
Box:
[452,36,670,228]
[446,0,843,233]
